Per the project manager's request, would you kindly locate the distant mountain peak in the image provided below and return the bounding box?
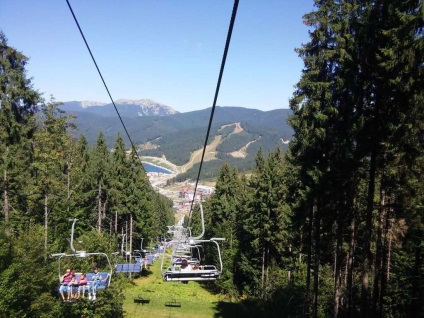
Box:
[114,98,178,116]
[115,98,156,105]
[81,100,107,108]
[62,98,178,117]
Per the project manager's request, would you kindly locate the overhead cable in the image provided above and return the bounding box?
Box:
[65,0,145,172]
[188,0,239,223]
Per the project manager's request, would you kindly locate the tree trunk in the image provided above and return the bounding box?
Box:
[306,204,314,317]
[361,150,377,317]
[67,161,71,214]
[261,245,265,295]
[346,207,356,317]
[386,218,393,282]
[97,183,102,233]
[313,203,320,318]
[115,210,118,234]
[125,220,129,262]
[334,216,344,318]
[44,194,48,253]
[130,214,133,254]
[380,192,393,317]
[288,244,292,286]
[3,169,9,224]
[373,186,386,316]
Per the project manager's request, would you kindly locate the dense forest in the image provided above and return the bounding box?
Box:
[1,0,423,317]
[192,1,424,317]
[67,106,293,150]
[0,31,174,316]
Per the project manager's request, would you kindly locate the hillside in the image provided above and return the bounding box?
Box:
[65,105,293,179]
[62,99,178,117]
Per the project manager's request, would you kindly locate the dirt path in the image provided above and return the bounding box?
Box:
[179,135,222,173]
[230,136,261,158]
[219,122,243,137]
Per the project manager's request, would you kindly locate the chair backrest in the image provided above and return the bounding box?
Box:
[115,263,142,273]
[85,272,110,289]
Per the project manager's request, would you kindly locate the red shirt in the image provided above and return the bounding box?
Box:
[62,272,73,284]
[78,276,87,285]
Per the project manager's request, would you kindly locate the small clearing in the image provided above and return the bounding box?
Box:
[219,122,243,137]
[229,137,261,159]
[179,135,222,173]
[138,141,159,150]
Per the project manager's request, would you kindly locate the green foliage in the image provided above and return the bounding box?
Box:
[139,126,210,165]
[286,0,424,316]
[0,32,40,230]
[1,1,423,315]
[216,130,258,154]
[0,225,57,317]
[203,163,243,296]
[72,107,293,149]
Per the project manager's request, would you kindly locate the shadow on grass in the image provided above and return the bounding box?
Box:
[212,297,304,318]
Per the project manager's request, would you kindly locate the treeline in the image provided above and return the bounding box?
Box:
[216,130,259,154]
[190,1,424,317]
[141,121,287,178]
[138,126,211,165]
[169,122,288,182]
[1,0,423,316]
[0,31,173,317]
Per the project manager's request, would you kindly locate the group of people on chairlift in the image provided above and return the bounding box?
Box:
[179,258,203,271]
[59,267,102,302]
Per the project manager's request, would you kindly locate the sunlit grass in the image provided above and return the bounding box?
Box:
[122,259,223,318]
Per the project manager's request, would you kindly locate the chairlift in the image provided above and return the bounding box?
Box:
[114,234,143,274]
[161,238,223,282]
[160,201,225,282]
[171,244,201,265]
[51,219,113,291]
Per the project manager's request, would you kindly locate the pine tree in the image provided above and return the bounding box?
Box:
[109,133,130,236]
[30,98,74,253]
[206,162,242,296]
[0,32,40,230]
[288,1,424,316]
[88,131,110,232]
[126,148,154,245]
[70,134,92,219]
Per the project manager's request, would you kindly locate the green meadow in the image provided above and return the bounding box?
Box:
[122,261,224,318]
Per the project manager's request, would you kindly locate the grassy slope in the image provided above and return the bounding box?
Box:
[122,260,223,318]
[178,135,222,173]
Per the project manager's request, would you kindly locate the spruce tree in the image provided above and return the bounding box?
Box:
[30,98,74,253]
[109,133,130,236]
[206,162,242,296]
[288,1,424,316]
[88,131,110,232]
[0,32,40,230]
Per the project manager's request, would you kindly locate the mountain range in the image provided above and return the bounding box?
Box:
[62,99,178,117]
[62,99,293,179]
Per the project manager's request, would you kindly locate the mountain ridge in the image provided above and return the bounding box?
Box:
[62,99,178,117]
[64,103,293,178]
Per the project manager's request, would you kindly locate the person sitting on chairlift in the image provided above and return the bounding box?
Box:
[59,268,73,302]
[77,272,88,298]
[192,264,202,270]
[181,259,191,271]
[69,275,78,300]
[88,267,102,301]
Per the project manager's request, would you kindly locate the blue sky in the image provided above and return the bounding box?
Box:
[1,1,314,113]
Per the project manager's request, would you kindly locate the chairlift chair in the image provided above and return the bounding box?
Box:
[114,234,143,274]
[51,219,113,290]
[160,201,225,282]
[161,238,224,282]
